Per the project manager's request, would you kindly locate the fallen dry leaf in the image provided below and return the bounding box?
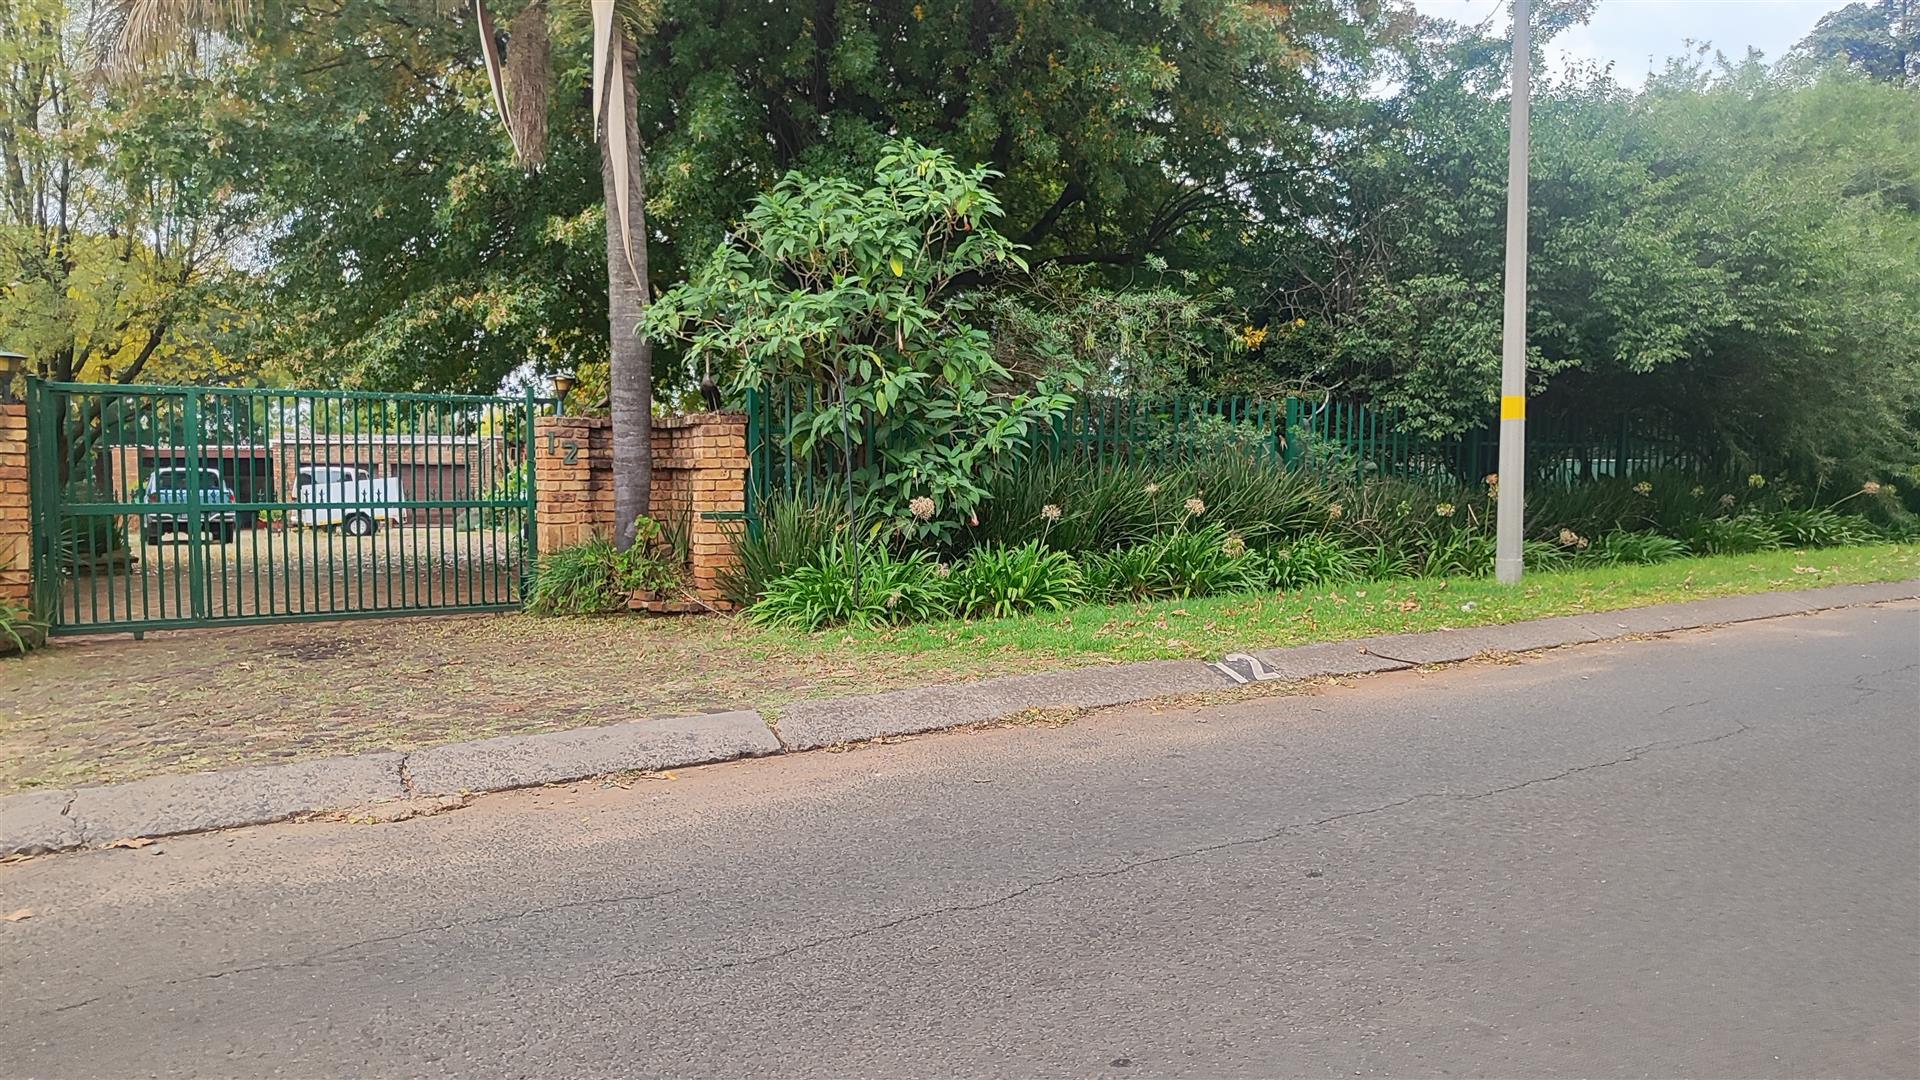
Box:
[105,837,155,849]
[4,908,32,922]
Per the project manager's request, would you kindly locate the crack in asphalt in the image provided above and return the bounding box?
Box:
[43,887,687,1016]
[606,722,1753,983]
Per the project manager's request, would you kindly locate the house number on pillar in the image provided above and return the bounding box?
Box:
[544,432,579,464]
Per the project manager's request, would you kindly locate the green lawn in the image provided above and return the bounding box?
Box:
[778,543,1920,666]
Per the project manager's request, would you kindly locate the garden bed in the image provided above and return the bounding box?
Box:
[1,543,1911,794]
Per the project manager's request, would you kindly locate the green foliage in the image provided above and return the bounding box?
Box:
[947,542,1084,620]
[1686,515,1788,556]
[1147,527,1266,600]
[1081,546,1170,604]
[747,541,952,630]
[1522,539,1575,573]
[526,525,686,615]
[968,452,1328,560]
[1583,531,1693,566]
[1262,36,1920,485]
[458,462,529,531]
[1789,0,1920,83]
[1414,527,1499,579]
[985,265,1247,396]
[970,461,1161,554]
[1,0,260,386]
[1526,472,1747,540]
[717,497,847,607]
[648,139,1075,539]
[1767,507,1880,548]
[58,518,130,569]
[1180,454,1332,551]
[0,604,47,656]
[1257,533,1367,590]
[1143,415,1280,463]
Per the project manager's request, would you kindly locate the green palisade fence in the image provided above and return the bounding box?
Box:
[746,384,1736,529]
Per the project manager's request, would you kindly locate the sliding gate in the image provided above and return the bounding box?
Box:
[27,380,539,634]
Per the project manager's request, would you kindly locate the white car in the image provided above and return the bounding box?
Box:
[294,466,407,535]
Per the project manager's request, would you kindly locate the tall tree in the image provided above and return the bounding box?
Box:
[1791,0,1918,84]
[476,0,656,548]
[1,0,257,386]
[109,0,662,548]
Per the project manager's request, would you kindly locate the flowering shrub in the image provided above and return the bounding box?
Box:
[648,139,1075,542]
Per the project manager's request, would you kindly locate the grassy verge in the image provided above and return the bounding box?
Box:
[782,543,1920,665]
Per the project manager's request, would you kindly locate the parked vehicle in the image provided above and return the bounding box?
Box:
[294,466,407,535]
[141,468,238,544]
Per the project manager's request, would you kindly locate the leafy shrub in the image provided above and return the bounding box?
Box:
[526,525,686,615]
[1,604,45,656]
[1686,514,1785,555]
[1358,543,1413,582]
[1528,471,1739,539]
[969,461,1160,554]
[1176,454,1327,549]
[1259,532,1367,589]
[1582,530,1691,566]
[948,541,1084,619]
[60,517,128,568]
[1415,526,1497,578]
[747,542,952,630]
[1766,507,1875,548]
[1143,414,1279,464]
[717,497,847,606]
[1081,544,1167,603]
[1151,526,1265,599]
[648,138,1075,541]
[972,453,1329,557]
[1522,539,1573,572]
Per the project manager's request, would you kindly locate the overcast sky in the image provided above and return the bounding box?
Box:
[1409,0,1856,85]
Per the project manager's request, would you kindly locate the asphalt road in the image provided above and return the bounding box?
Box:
[3,602,1916,1079]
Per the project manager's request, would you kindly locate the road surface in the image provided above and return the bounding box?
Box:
[3,602,1916,1078]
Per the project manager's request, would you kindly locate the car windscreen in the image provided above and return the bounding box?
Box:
[152,470,224,491]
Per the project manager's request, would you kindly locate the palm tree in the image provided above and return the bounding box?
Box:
[112,0,658,549]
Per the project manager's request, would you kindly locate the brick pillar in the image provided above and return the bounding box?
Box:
[0,404,29,612]
[533,414,613,553]
[535,412,748,612]
[680,414,747,610]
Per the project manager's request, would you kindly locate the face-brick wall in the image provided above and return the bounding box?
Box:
[531,412,747,610]
[0,404,28,612]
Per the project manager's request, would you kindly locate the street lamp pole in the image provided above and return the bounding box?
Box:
[1494,0,1530,584]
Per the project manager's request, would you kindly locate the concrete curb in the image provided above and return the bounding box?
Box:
[4,579,1914,859]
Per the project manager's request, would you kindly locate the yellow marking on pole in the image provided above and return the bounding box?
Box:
[1500,395,1526,421]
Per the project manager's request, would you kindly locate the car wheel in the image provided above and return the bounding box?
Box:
[344,513,377,537]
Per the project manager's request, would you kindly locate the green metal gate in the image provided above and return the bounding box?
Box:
[27,379,540,635]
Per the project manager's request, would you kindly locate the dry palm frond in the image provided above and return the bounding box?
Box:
[105,0,252,69]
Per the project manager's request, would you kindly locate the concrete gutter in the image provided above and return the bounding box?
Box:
[5,579,1915,859]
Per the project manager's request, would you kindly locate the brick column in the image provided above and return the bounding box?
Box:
[534,412,748,612]
[532,415,613,553]
[674,413,747,610]
[0,404,30,612]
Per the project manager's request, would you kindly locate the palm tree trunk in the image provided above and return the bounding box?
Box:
[600,34,652,550]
